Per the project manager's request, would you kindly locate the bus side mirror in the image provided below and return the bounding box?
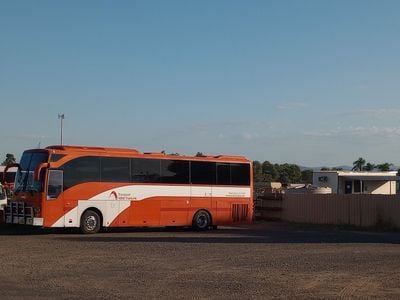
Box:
[34,163,50,181]
[4,163,20,184]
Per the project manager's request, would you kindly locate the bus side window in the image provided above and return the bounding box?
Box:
[62,156,100,190]
[231,164,250,185]
[47,170,63,200]
[216,163,231,185]
[131,158,161,183]
[160,160,189,184]
[191,161,216,185]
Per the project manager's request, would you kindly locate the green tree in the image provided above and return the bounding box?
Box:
[363,162,375,171]
[1,153,16,166]
[301,169,313,183]
[376,163,392,172]
[276,164,301,184]
[262,161,277,182]
[252,161,264,182]
[289,164,302,183]
[352,157,366,171]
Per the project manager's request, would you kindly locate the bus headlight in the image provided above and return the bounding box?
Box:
[34,207,41,217]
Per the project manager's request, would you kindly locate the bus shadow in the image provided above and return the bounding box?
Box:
[0,224,62,235]
[2,223,400,244]
[58,225,400,245]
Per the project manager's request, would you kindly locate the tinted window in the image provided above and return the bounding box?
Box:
[161,160,189,184]
[18,151,48,172]
[217,163,230,185]
[131,158,160,183]
[63,156,100,190]
[50,154,66,162]
[15,151,49,192]
[101,157,130,182]
[191,161,216,184]
[29,152,49,170]
[231,163,250,185]
[47,169,63,199]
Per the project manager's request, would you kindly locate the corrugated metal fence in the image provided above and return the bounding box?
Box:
[282,194,400,228]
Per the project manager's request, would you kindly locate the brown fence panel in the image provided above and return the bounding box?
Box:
[281,194,400,229]
[376,196,400,228]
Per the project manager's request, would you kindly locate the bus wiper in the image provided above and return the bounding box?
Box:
[20,170,30,192]
[15,172,26,193]
[29,186,39,194]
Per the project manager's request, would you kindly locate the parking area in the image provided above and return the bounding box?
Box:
[1,222,400,299]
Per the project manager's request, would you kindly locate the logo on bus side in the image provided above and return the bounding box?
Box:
[109,191,137,201]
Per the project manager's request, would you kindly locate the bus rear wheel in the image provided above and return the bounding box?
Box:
[80,210,101,234]
[192,210,211,231]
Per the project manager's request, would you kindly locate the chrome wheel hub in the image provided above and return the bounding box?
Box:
[85,216,97,231]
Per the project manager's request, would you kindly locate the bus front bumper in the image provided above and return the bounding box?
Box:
[25,217,44,226]
[4,201,43,226]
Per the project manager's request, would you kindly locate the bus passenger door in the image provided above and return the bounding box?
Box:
[44,169,66,227]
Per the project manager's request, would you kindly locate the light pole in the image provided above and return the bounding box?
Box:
[58,113,65,145]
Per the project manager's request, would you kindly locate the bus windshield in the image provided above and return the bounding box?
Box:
[15,151,49,192]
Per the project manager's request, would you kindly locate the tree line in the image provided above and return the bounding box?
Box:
[351,157,394,172]
[321,158,395,172]
[252,161,313,184]
[253,157,397,184]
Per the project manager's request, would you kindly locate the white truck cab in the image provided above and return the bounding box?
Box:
[0,184,7,210]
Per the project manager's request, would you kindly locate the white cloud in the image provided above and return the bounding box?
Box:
[241,132,260,140]
[345,107,400,117]
[276,101,308,110]
[304,126,400,138]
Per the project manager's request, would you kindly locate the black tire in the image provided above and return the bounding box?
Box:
[192,210,211,231]
[80,210,101,234]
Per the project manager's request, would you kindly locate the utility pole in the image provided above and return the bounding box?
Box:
[58,113,65,145]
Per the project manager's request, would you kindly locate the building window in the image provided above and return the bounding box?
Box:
[353,180,361,193]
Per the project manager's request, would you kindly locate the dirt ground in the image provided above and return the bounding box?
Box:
[1,222,400,299]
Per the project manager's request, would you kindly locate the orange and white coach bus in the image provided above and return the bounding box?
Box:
[4,145,253,233]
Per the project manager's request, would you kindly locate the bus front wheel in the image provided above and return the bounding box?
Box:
[192,210,211,231]
[80,210,101,234]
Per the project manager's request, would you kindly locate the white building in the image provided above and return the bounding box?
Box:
[312,170,400,195]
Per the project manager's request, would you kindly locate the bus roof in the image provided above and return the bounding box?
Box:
[45,145,250,163]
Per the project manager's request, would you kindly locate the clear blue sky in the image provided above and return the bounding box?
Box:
[1,0,400,167]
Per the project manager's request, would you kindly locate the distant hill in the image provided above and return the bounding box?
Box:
[299,165,400,172]
[299,165,352,171]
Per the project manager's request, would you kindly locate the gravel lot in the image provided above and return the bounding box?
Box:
[1,222,400,299]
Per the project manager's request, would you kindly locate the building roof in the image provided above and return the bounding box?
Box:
[339,175,400,181]
[315,170,400,181]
